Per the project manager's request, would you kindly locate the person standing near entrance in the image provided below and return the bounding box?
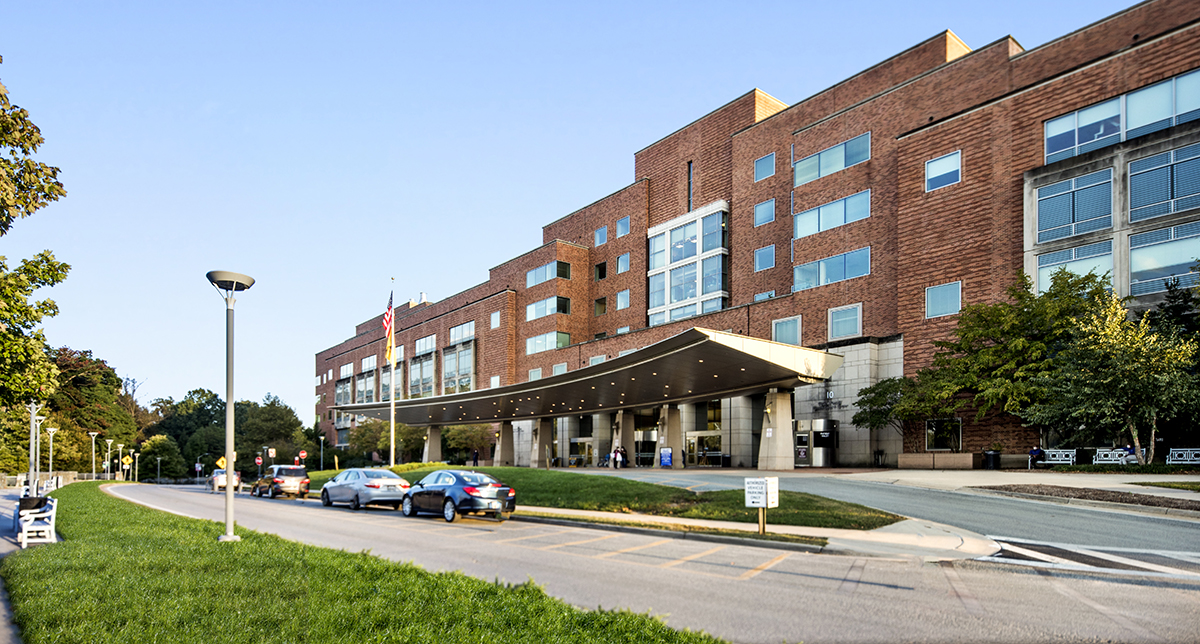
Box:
[614,447,623,469]
[472,449,479,467]
[618,446,628,469]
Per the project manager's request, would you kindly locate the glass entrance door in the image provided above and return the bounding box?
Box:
[685,432,723,466]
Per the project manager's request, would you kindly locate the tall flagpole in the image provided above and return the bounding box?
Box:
[388,279,396,467]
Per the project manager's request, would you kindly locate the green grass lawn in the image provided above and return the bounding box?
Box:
[1,482,721,644]
[1131,481,1200,492]
[309,465,900,531]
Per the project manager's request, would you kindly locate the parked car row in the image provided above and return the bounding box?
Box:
[242,465,517,522]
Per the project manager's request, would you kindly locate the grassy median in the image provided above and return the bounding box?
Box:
[1,482,722,644]
[310,465,900,531]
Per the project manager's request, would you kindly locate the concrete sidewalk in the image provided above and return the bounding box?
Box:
[0,489,27,644]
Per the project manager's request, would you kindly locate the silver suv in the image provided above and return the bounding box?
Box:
[251,465,309,499]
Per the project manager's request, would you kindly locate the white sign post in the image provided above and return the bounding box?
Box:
[744,477,779,535]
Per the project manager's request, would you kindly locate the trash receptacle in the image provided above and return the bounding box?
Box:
[983,450,1001,470]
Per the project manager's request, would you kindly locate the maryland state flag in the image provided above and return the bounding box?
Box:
[382,292,394,364]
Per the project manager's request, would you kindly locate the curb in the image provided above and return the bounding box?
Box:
[511,513,824,553]
[967,488,1200,519]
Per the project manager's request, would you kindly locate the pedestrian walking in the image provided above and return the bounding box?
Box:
[472,448,479,467]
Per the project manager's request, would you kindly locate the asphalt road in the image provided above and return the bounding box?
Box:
[111,484,1200,644]
[574,469,1200,551]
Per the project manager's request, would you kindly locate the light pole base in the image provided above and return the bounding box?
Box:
[218,534,241,543]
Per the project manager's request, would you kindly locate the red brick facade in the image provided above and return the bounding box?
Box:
[317,0,1200,459]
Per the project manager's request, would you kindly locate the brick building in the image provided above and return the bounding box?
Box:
[317,0,1200,468]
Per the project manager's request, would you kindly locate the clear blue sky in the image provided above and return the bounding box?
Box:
[1,0,1135,421]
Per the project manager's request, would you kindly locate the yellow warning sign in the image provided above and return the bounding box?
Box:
[216,456,227,469]
[121,455,133,465]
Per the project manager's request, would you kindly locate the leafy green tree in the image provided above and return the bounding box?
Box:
[145,389,224,448]
[237,394,303,473]
[41,348,137,472]
[139,434,187,479]
[1141,278,1200,341]
[182,425,225,472]
[444,424,496,461]
[1024,293,1199,463]
[1,57,66,236]
[852,377,914,437]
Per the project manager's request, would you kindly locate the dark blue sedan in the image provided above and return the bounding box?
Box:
[401,469,516,522]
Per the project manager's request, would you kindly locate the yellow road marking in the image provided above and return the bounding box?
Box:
[494,528,580,544]
[738,553,791,580]
[596,538,672,559]
[539,533,622,550]
[659,545,726,568]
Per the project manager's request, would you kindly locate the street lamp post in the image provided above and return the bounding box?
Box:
[25,404,44,496]
[104,439,113,480]
[320,435,326,471]
[208,270,255,543]
[46,428,57,481]
[156,456,162,481]
[134,452,140,482]
[117,444,124,481]
[88,432,99,481]
[196,453,209,485]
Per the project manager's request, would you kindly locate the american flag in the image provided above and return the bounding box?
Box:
[382,292,394,364]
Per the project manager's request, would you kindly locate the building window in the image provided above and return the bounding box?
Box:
[754,245,775,272]
[528,368,542,382]
[617,252,630,274]
[327,369,333,380]
[754,199,775,226]
[339,363,353,379]
[443,343,473,394]
[361,355,376,372]
[594,332,607,340]
[618,349,636,357]
[552,363,567,375]
[649,311,666,326]
[702,211,726,252]
[754,153,775,182]
[414,334,436,356]
[687,161,694,211]
[828,303,862,340]
[595,226,608,246]
[670,221,697,263]
[754,291,775,301]
[526,260,571,288]
[616,289,630,310]
[526,331,570,355]
[925,281,962,318]
[526,295,570,321]
[1036,241,1113,294]
[701,298,723,313]
[334,380,351,406]
[380,368,391,402]
[670,304,696,321]
[490,310,500,329]
[649,234,666,270]
[449,321,475,344]
[489,375,501,388]
[926,418,962,451]
[1045,69,1200,163]
[772,316,801,346]
[594,297,607,316]
[794,133,870,187]
[1131,222,1200,295]
[595,262,607,281]
[616,326,630,334]
[670,263,697,303]
[409,354,435,398]
[925,151,961,192]
[1129,143,1200,223]
[1036,169,1112,243]
[701,255,727,295]
[589,355,606,366]
[616,216,630,238]
[648,272,666,309]
[794,190,870,239]
[793,247,870,291]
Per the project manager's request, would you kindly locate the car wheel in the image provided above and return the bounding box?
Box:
[320,490,331,507]
[268,486,277,499]
[349,495,361,511]
[442,499,458,523]
[401,496,415,517]
[251,485,259,497]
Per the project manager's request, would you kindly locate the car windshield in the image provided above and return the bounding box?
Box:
[278,468,306,477]
[363,470,400,479]
[213,470,225,475]
[459,472,500,485]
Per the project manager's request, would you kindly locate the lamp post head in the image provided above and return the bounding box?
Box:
[105,439,113,446]
[89,432,98,438]
[117,443,124,449]
[207,271,255,308]
[46,427,57,436]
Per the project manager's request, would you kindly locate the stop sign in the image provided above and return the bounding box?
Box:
[299,450,308,459]
[255,456,263,465]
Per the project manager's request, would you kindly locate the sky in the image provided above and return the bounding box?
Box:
[1,0,1136,421]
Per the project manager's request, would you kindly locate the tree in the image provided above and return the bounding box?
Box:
[1,57,66,236]
[444,424,495,460]
[41,348,137,472]
[1023,293,1199,464]
[1141,278,1200,341]
[852,377,913,436]
[237,394,303,473]
[348,419,388,458]
[144,389,224,448]
[139,434,187,479]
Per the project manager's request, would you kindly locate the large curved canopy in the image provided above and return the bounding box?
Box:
[335,327,843,427]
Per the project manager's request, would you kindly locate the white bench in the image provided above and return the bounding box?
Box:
[14,497,57,549]
[1029,449,1076,468]
[1166,448,1200,465]
[1093,448,1144,465]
